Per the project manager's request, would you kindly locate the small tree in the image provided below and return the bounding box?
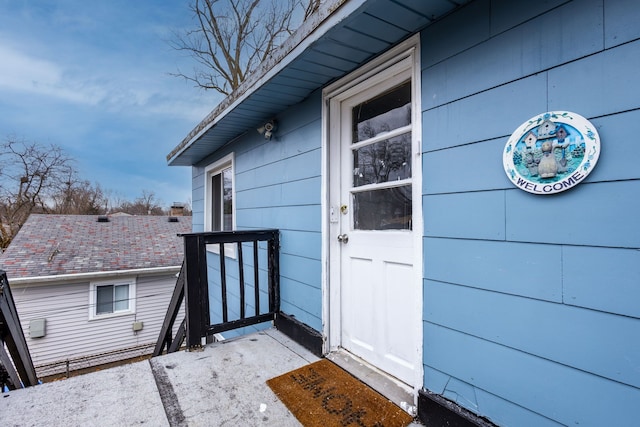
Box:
[111,190,166,216]
[135,190,166,216]
[171,0,323,95]
[51,177,107,215]
[0,138,76,249]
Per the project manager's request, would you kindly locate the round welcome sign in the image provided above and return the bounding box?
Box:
[503,111,600,194]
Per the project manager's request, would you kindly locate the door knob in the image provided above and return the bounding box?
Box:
[337,234,349,243]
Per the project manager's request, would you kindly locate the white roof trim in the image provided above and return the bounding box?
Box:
[8,265,181,286]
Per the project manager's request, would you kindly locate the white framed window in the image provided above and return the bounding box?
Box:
[89,278,136,320]
[204,153,236,257]
[204,153,235,232]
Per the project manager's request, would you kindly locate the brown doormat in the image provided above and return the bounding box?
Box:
[267,359,413,427]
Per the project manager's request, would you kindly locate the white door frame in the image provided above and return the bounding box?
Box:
[320,34,423,393]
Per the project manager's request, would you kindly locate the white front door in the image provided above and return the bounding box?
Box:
[327,48,422,388]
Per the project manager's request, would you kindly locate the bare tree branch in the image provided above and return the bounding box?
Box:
[170,0,324,95]
[50,175,107,215]
[0,138,76,249]
[0,137,192,250]
[110,190,166,216]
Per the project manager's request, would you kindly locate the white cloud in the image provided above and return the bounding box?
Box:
[0,43,109,105]
[0,1,210,203]
[0,41,215,124]
[0,45,60,91]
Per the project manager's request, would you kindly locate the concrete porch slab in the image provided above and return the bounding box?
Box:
[0,355,169,426]
[150,328,319,426]
[0,329,317,426]
[1,329,422,426]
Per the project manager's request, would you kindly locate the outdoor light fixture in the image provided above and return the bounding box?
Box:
[257,120,277,140]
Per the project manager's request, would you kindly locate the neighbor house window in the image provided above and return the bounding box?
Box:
[205,153,235,232]
[97,284,129,314]
[90,279,136,319]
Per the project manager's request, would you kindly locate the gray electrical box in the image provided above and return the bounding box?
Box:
[132,321,144,331]
[30,318,46,338]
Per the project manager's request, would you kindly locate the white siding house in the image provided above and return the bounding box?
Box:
[0,214,190,377]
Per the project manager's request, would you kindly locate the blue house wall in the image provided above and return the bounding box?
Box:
[192,91,324,333]
[189,0,639,425]
[420,0,640,425]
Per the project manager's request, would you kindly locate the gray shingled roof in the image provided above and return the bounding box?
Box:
[0,214,192,279]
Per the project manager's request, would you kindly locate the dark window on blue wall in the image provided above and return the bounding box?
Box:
[211,166,233,231]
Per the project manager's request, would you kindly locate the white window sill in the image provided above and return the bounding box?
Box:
[89,310,135,321]
[206,242,237,259]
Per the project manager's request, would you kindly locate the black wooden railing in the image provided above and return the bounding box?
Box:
[0,270,38,389]
[154,229,280,356]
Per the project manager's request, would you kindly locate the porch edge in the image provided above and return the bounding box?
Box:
[418,389,497,427]
[274,312,324,357]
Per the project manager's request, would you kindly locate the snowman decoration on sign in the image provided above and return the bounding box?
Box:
[503,111,600,195]
[536,120,570,179]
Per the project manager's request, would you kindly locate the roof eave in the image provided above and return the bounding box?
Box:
[8,265,182,286]
[166,0,361,166]
[167,0,473,167]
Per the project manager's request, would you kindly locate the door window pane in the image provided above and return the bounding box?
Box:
[353,133,411,186]
[353,185,412,230]
[352,81,411,143]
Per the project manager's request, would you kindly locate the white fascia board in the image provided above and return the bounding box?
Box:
[8,266,181,286]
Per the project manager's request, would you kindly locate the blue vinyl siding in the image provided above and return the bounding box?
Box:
[424,237,563,303]
[489,0,571,35]
[424,322,639,427]
[506,181,639,247]
[420,0,640,425]
[425,280,640,388]
[423,0,604,111]
[186,0,639,425]
[548,39,640,118]
[563,245,640,318]
[604,0,640,48]
[584,111,640,183]
[423,74,548,153]
[192,91,323,335]
[191,166,205,232]
[422,137,508,193]
[424,191,506,240]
